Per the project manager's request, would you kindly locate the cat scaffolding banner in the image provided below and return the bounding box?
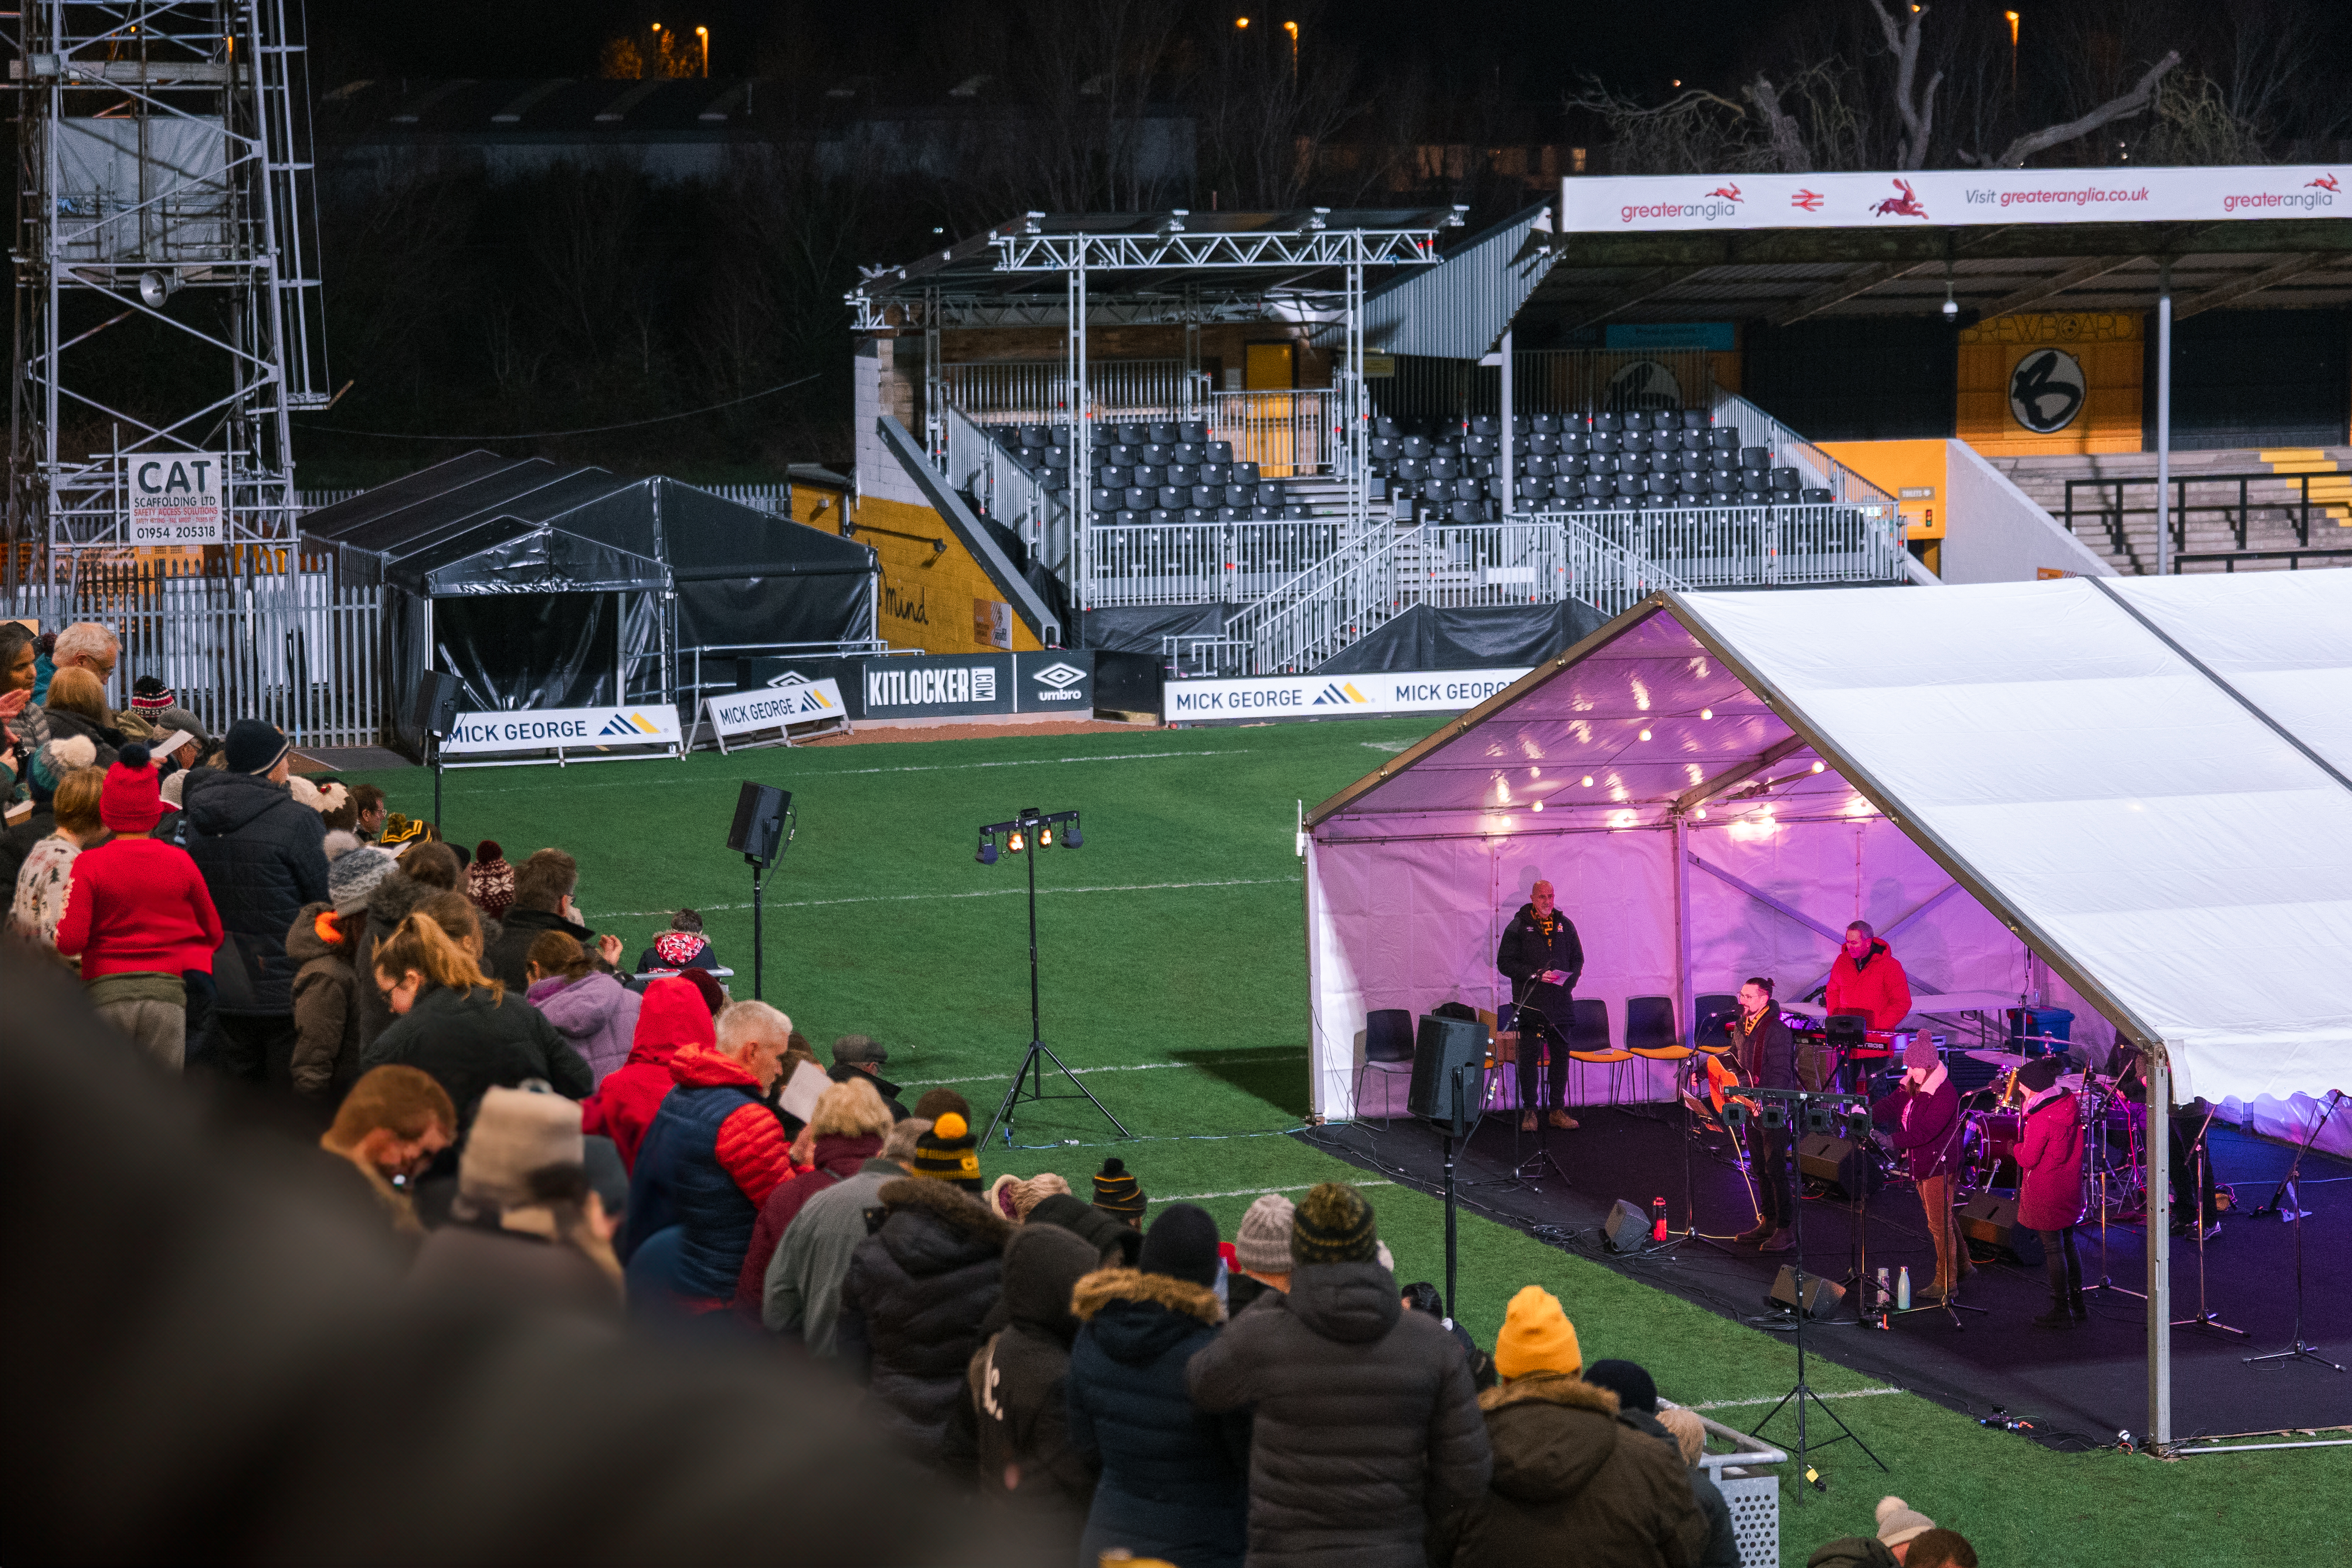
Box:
[1562,165,2347,233]
[442,705,684,767]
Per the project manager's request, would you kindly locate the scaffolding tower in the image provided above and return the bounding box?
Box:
[7,0,327,589]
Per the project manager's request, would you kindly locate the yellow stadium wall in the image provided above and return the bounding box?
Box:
[791,482,1045,656]
[1957,312,2142,457]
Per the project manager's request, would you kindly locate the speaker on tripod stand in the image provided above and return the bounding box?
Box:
[727,782,791,997]
[1407,1013,1484,1335]
[412,671,461,837]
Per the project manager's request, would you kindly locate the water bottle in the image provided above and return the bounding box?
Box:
[1896,1265,1911,1311]
[1651,1196,1668,1242]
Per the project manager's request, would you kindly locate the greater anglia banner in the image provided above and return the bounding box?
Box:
[1562,165,2345,234]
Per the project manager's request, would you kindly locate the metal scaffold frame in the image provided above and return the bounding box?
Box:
[7,0,329,589]
[849,207,1460,610]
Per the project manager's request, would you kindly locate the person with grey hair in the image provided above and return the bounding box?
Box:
[625,997,798,1310]
[765,1114,929,1349]
[42,622,119,700]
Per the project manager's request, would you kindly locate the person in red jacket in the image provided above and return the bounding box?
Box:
[2014,1057,2087,1330]
[53,742,223,1070]
[1825,922,1912,1032]
[581,976,715,1169]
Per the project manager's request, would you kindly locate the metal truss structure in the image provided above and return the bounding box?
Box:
[8,0,328,584]
[851,207,1461,606]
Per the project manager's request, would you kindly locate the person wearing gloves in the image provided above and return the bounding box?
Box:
[410,1084,623,1317]
[1067,1204,1252,1568]
[1189,1182,1490,1568]
[1434,1288,1703,1568]
[1873,1036,1971,1306]
[52,743,222,1068]
[2014,1056,2088,1329]
[1495,879,1585,1132]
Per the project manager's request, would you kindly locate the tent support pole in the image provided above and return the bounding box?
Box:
[2155,260,2172,577]
[2147,1037,2172,1452]
[1674,813,1693,1044]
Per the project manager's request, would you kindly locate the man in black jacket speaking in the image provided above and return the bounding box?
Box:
[1495,881,1584,1134]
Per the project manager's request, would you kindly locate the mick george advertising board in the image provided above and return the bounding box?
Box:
[1166,668,1530,724]
[442,704,683,766]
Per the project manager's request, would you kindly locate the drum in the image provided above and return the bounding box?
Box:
[1981,1111,2024,1166]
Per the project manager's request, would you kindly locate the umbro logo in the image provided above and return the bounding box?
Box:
[1032,662,1086,689]
[764,669,814,690]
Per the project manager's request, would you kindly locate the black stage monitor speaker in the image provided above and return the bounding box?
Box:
[1769,1266,1847,1317]
[1604,1199,1657,1254]
[1955,1191,2045,1265]
[728,782,792,867]
[412,669,461,740]
[1797,1134,1883,1198]
[1407,1014,1486,1125]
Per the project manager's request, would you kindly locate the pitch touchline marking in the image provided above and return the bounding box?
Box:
[1679,1387,1905,1410]
[455,748,1253,793]
[1149,1180,1396,1204]
[901,1050,1306,1088]
[588,876,1299,920]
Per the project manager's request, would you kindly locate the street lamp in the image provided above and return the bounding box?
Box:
[696,24,708,78]
[2004,11,2020,93]
[1283,18,1298,79]
[1234,14,1248,25]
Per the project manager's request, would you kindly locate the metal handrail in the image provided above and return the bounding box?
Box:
[2062,470,2341,564]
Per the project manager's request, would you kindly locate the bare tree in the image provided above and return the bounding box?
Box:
[1864,0,1943,169]
[1980,50,2179,166]
[1562,81,1761,176]
[1186,0,1365,210]
[1744,74,1811,173]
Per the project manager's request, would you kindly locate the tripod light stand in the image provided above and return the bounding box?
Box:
[976,806,1128,1147]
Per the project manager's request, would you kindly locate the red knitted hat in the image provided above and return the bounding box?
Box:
[101,742,163,832]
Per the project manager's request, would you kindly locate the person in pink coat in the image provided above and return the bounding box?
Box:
[2014,1056,2087,1329]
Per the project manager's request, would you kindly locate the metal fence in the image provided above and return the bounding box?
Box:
[3,556,383,749]
[1707,390,1899,515]
[1566,504,1911,587]
[1087,520,1347,607]
[944,404,1070,572]
[1203,389,1337,478]
[943,359,1201,422]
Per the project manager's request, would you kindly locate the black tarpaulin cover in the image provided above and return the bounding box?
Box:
[1312,602,1606,673]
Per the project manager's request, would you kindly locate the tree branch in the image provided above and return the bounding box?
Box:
[1745,74,1811,172]
[1865,0,1942,169]
[1993,50,2182,167]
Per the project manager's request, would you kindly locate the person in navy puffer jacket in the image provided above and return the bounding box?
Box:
[1066,1203,1251,1568]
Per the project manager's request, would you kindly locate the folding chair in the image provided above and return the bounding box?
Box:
[1353,1008,1416,1127]
[1566,998,1635,1109]
[1692,993,1738,1057]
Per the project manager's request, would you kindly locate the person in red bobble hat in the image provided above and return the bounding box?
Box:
[53,741,223,1071]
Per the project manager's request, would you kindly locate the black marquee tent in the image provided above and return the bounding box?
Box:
[299,452,877,753]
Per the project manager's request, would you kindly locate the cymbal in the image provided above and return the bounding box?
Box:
[1966,1049,2029,1069]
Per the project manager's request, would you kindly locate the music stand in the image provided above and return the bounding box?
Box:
[1465,1002,1568,1191]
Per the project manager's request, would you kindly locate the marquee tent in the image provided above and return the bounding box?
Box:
[1305,571,2352,1125]
[1303,569,2352,1449]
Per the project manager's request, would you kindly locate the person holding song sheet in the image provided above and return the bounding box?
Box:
[1495,881,1584,1133]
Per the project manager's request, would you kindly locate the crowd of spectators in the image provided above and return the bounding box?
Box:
[1,620,1984,1567]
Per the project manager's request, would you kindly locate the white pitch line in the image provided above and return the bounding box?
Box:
[1678,1387,1905,1411]
[588,876,1298,921]
[902,1050,1305,1088]
[1149,1180,1395,1205]
[454,747,1253,794]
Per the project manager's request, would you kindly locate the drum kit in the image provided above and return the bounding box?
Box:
[1954,1040,2148,1209]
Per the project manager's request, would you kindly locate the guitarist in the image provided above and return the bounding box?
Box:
[1730,977,1800,1253]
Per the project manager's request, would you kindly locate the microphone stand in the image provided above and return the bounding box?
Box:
[2171,1106,2245,1339]
[2245,1090,2347,1373]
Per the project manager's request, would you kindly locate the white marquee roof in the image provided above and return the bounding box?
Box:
[1311,573,2352,1105]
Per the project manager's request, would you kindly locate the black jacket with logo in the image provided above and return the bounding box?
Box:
[1496,903,1585,1027]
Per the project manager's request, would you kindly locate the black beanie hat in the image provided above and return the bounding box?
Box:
[1290,1181,1378,1265]
[1138,1202,1221,1288]
[224,717,289,776]
[1092,1157,1145,1224]
[1584,1359,1658,1414]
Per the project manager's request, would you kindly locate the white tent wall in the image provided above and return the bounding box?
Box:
[1307,828,1677,1121]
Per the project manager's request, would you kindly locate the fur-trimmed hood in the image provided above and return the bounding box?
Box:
[1072,1266,1225,1368]
[1478,1371,1620,1416]
[1072,1266,1225,1326]
[1478,1372,1629,1507]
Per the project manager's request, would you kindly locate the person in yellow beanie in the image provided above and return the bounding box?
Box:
[1435,1286,1706,1568]
[912,1110,982,1191]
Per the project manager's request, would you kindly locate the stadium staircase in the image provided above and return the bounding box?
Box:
[1990,447,2352,575]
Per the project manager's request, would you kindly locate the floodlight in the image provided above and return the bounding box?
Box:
[1804,1101,1837,1136]
[1064,816,1083,848]
[1007,828,1026,853]
[1039,824,1053,847]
